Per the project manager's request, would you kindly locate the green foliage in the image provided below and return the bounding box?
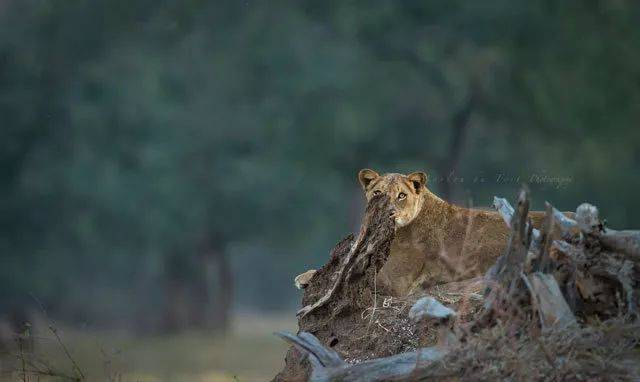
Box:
[1,0,639,319]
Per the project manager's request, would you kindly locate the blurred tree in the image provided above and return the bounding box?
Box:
[0,0,638,330]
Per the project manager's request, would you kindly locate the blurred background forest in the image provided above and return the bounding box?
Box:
[1,0,640,380]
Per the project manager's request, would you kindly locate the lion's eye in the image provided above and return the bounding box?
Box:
[373,190,382,196]
[398,192,406,200]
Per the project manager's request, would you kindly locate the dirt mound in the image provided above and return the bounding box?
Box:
[273,195,483,381]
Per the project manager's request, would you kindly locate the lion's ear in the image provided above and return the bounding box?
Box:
[407,171,427,193]
[358,169,379,190]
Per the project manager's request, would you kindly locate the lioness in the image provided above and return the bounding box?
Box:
[298,169,563,296]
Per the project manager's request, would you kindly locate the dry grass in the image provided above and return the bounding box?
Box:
[414,318,640,381]
[0,313,297,382]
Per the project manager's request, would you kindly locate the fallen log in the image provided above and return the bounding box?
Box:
[276,188,640,381]
[599,230,640,260]
[479,188,534,327]
[572,203,640,259]
[277,320,640,381]
[523,272,576,329]
[276,331,446,382]
[549,202,578,233]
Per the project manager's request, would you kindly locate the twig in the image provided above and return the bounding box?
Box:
[17,331,28,382]
[30,293,85,380]
[521,272,544,329]
[375,320,390,332]
[19,368,78,381]
[368,267,378,328]
[535,337,558,374]
[49,326,84,380]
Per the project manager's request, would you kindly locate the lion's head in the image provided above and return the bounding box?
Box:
[358,169,427,228]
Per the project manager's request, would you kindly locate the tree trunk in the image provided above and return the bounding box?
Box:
[439,89,477,201]
[204,248,233,331]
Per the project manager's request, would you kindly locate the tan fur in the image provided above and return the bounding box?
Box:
[358,169,562,296]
